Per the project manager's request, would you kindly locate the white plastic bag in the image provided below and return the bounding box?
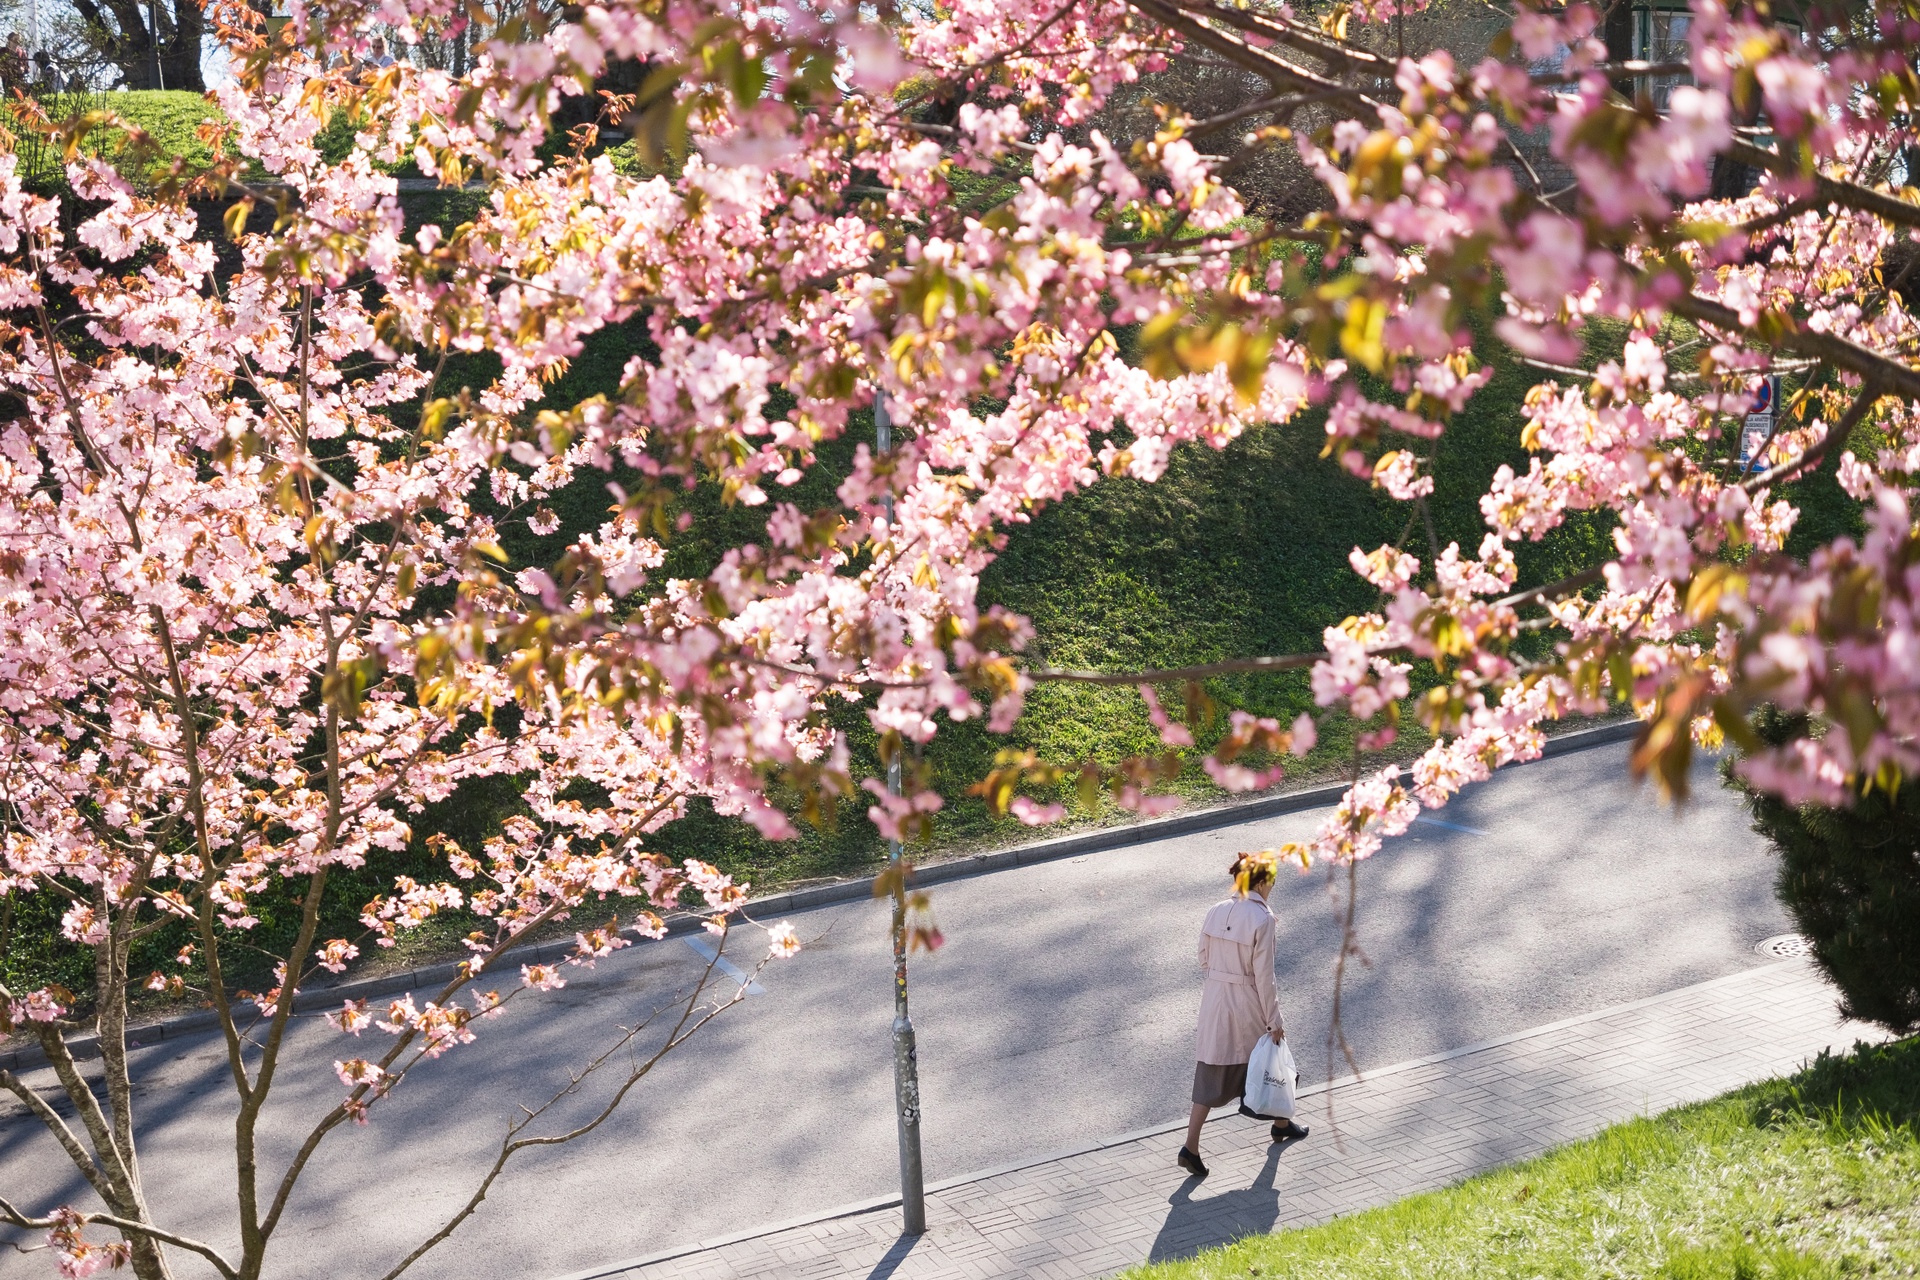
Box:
[1242,1034,1298,1119]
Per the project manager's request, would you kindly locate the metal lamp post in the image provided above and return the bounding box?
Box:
[146,0,165,89]
[875,390,927,1237]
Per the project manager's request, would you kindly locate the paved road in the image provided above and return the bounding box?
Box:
[594,960,1872,1280]
[0,742,1788,1280]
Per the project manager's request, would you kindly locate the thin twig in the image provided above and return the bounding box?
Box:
[1187,85,1363,136]
[375,939,761,1279]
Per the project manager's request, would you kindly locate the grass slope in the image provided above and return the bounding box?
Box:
[2,90,196,185]
[1128,1036,1920,1280]
[436,319,1603,892]
[100,91,225,169]
[482,311,1862,892]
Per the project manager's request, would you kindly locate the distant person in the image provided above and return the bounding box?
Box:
[0,33,28,93]
[32,50,66,93]
[359,35,396,75]
[1179,851,1308,1178]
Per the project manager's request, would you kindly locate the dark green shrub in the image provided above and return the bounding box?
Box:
[1728,709,1920,1033]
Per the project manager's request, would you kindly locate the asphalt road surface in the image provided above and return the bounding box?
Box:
[0,741,1790,1280]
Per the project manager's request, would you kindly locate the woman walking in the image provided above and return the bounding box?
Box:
[1179,851,1309,1177]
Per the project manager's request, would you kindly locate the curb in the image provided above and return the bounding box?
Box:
[546,950,1805,1280]
[736,717,1637,915]
[1,718,1640,1075]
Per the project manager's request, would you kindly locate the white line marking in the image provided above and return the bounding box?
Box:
[683,935,766,996]
[1413,814,1489,836]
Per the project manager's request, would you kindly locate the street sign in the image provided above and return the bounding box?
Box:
[1740,415,1773,469]
[1739,374,1781,470]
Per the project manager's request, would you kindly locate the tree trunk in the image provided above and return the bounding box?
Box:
[102,928,174,1280]
[1709,154,1758,199]
[127,1230,174,1280]
[157,42,203,92]
[1602,0,1635,93]
[90,0,203,91]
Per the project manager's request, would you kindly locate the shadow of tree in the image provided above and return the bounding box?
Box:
[1748,1034,1920,1134]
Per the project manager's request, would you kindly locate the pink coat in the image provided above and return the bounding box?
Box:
[1193,892,1282,1065]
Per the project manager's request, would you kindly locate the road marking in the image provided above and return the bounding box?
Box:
[683,935,766,996]
[1413,814,1489,836]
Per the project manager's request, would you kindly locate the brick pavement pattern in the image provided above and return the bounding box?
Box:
[560,959,1876,1280]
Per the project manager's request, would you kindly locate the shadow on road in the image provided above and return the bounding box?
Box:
[1147,1137,1296,1264]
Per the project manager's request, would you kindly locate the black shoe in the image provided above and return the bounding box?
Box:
[1176,1146,1210,1178]
[1271,1119,1310,1143]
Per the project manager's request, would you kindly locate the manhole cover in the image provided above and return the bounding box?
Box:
[1755,933,1814,960]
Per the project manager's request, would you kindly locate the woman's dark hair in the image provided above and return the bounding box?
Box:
[1229,852,1276,889]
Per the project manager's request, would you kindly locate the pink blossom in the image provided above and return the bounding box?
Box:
[2,9,1918,1259]
[1009,796,1067,825]
[1138,685,1195,748]
[1495,214,1587,308]
[767,921,802,959]
[45,1209,130,1279]
[521,964,566,992]
[328,1000,373,1036]
[315,939,360,975]
[334,1058,388,1089]
[11,989,67,1023]
[59,903,109,946]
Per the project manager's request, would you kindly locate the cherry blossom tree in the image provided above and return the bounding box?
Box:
[0,31,799,1271]
[3,0,1920,1272]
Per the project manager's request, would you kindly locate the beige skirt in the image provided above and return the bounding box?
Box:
[1192,1061,1248,1108]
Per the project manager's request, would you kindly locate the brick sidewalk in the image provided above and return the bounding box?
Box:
[558,958,1875,1280]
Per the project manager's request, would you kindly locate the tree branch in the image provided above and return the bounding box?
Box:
[0,1069,116,1206]
[1126,0,1383,118]
[25,1024,138,1210]
[375,949,750,1280]
[1187,86,1365,137]
[0,1196,238,1280]
[1722,138,1920,233]
[1204,1,1391,77]
[1667,292,1920,401]
[1496,564,1609,610]
[255,889,598,1244]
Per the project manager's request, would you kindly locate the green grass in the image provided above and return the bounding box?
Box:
[1128,1036,1920,1280]
[102,91,226,170]
[223,307,1850,901]
[436,311,1659,891]
[1,89,229,189]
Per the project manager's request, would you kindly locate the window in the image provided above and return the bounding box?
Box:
[1631,6,1805,114]
[1634,6,1693,110]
